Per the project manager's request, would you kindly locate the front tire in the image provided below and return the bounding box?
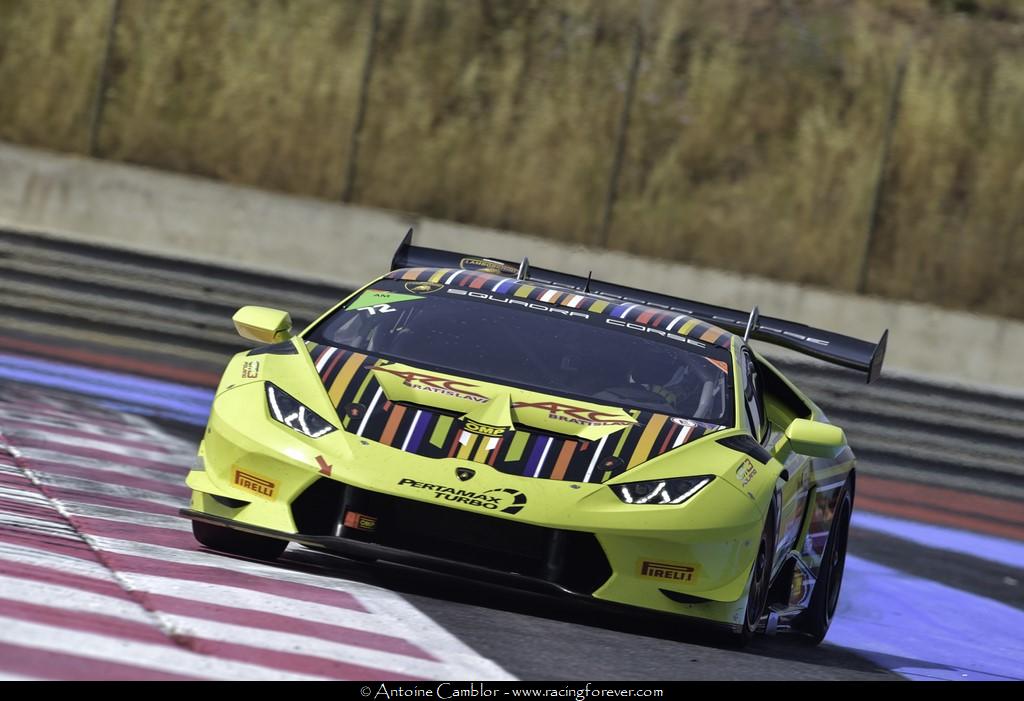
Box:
[798,484,852,644]
[192,520,288,561]
[733,504,776,646]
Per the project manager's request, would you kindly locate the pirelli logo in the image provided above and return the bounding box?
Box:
[233,469,277,499]
[638,559,699,583]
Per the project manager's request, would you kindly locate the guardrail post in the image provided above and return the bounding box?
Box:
[341,0,382,203]
[598,20,643,248]
[88,0,122,157]
[857,43,910,294]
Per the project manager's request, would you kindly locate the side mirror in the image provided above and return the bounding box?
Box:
[785,418,845,458]
[233,306,292,344]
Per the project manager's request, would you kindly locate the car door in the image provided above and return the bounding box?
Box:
[744,351,814,565]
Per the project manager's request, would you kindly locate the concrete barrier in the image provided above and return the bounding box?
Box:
[2,141,1022,390]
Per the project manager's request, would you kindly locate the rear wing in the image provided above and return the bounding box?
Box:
[392,231,888,383]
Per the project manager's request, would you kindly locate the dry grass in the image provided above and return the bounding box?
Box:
[98,0,373,197]
[351,0,635,243]
[2,0,1023,317]
[0,0,110,152]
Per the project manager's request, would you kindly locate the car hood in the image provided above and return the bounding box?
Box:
[308,342,724,484]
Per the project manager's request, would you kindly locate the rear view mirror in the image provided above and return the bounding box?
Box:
[233,306,292,344]
[785,418,845,458]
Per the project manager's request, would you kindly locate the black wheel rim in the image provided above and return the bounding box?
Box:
[746,530,770,628]
[826,500,850,618]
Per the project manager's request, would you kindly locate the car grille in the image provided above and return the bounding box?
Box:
[291,478,611,594]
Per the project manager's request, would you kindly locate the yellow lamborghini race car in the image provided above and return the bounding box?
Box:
[182,232,888,644]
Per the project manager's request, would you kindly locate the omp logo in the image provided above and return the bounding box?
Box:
[343,510,377,531]
[512,401,634,427]
[233,469,277,499]
[638,560,698,583]
[463,420,507,437]
[374,366,489,403]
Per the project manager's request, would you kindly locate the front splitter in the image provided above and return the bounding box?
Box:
[180,508,744,635]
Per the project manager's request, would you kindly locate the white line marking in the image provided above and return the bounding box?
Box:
[401,411,423,452]
[531,437,553,478]
[583,436,608,483]
[29,473,184,507]
[60,501,192,532]
[12,445,188,483]
[315,347,338,372]
[356,387,383,437]
[0,513,80,538]
[9,431,182,466]
[0,575,154,624]
[0,617,328,681]
[0,543,118,581]
[160,613,480,679]
[86,536,512,679]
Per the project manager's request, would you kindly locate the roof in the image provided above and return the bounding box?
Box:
[387,266,733,350]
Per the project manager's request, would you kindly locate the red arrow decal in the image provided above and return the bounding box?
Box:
[315,455,333,477]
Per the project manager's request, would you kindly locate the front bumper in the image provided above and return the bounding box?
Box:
[181,503,745,635]
[186,381,763,627]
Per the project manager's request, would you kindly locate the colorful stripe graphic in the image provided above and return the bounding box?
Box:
[309,344,721,484]
[387,267,731,349]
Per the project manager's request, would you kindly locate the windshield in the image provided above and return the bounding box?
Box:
[306,279,734,424]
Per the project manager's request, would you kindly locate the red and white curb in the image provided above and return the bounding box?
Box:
[0,383,513,681]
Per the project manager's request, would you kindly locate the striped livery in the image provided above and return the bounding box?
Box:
[307,343,722,484]
[387,267,733,349]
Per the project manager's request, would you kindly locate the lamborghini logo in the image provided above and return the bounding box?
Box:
[405,281,443,294]
[459,257,518,275]
[456,467,475,481]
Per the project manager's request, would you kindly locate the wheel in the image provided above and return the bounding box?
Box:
[192,519,287,561]
[797,484,852,644]
[733,504,776,646]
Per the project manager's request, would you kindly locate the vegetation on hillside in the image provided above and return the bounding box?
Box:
[1,0,1021,317]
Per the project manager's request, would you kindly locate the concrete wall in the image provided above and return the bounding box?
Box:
[2,141,1022,392]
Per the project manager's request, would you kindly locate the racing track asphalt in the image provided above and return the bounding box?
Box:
[1,355,1022,680]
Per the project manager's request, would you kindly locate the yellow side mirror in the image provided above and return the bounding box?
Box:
[232,306,292,344]
[785,418,846,458]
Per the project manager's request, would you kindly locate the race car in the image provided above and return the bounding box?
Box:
[182,231,888,644]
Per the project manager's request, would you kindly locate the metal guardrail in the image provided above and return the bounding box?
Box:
[1,228,1020,499]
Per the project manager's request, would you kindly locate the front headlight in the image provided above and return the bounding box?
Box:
[265,383,336,438]
[612,476,714,505]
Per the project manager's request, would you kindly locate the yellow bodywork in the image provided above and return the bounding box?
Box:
[186,280,853,630]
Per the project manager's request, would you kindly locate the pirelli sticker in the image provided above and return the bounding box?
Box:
[638,559,699,583]
[232,468,278,500]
